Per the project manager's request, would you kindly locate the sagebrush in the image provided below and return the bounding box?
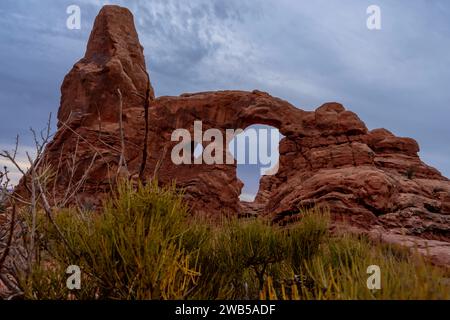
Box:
[20,182,450,300]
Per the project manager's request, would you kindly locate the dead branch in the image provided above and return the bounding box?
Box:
[62,136,80,204]
[139,71,152,183]
[59,118,122,155]
[52,145,65,203]
[0,273,22,299]
[152,145,167,180]
[0,205,16,272]
[116,89,128,175]
[35,177,78,259]
[0,147,32,195]
[25,152,37,272]
[59,115,117,193]
[59,152,98,208]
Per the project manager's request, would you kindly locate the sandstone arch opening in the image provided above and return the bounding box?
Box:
[229,124,284,202]
[192,141,204,161]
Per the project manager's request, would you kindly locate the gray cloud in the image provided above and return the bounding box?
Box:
[0,0,449,194]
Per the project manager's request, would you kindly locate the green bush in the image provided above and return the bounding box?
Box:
[263,234,450,300]
[192,218,288,299]
[285,207,329,273]
[21,181,450,300]
[25,181,200,300]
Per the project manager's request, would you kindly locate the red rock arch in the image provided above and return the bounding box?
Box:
[17,6,450,243]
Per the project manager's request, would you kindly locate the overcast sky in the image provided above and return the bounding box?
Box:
[1,0,449,200]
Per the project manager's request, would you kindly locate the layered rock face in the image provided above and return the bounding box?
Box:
[16,6,450,257]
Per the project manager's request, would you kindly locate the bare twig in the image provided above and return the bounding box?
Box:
[62,137,80,204]
[32,113,52,156]
[152,145,167,180]
[0,149,32,195]
[116,89,128,175]
[60,152,98,208]
[0,115,52,197]
[59,115,116,193]
[52,145,65,203]
[25,152,37,272]
[59,118,122,155]
[5,193,31,206]
[139,71,152,183]
[0,273,22,298]
[0,205,16,272]
[0,165,11,194]
[6,291,24,300]
[12,135,19,160]
[35,178,78,259]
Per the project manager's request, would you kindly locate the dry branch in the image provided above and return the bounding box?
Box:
[0,205,16,272]
[116,89,128,175]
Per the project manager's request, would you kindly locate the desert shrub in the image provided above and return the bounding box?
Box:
[21,182,450,300]
[188,209,330,299]
[285,207,329,273]
[24,181,200,300]
[20,262,98,300]
[261,234,450,300]
[192,218,287,299]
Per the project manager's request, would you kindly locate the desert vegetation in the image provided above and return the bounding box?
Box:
[12,181,450,300]
[0,119,449,300]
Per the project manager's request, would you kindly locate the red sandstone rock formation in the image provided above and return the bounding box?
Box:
[30,5,154,208]
[14,5,450,262]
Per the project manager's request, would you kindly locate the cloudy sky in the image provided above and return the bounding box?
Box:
[0,0,449,200]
